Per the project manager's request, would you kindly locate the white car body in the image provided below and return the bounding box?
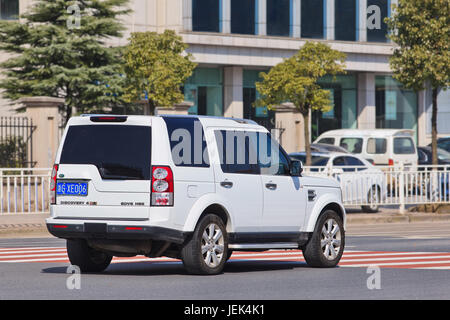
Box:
[46,115,346,273]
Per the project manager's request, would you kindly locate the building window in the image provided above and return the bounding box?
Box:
[375,76,418,138]
[367,0,389,42]
[312,75,357,141]
[301,0,324,39]
[231,0,255,35]
[184,68,223,117]
[0,0,19,20]
[335,0,357,41]
[192,0,220,32]
[267,0,290,37]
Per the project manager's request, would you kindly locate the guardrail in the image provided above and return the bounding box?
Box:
[1,165,450,214]
[0,168,51,214]
[303,164,450,212]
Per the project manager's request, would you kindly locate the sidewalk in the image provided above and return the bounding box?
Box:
[1,209,450,238]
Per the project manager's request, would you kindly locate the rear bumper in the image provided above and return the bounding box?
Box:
[46,222,190,244]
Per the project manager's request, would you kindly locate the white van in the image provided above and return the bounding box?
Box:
[314,129,418,167]
[47,115,346,274]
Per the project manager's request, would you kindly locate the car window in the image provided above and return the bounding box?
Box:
[214,130,259,175]
[339,138,363,154]
[164,117,210,167]
[345,156,367,171]
[367,138,387,154]
[258,133,290,176]
[333,157,346,166]
[290,155,329,167]
[317,138,335,145]
[60,125,151,180]
[393,137,415,154]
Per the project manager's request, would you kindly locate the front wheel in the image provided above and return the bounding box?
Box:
[361,186,380,213]
[302,210,345,268]
[181,214,228,275]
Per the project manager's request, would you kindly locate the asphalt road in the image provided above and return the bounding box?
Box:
[0,222,449,300]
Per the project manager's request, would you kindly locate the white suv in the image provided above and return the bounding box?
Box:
[46,115,346,274]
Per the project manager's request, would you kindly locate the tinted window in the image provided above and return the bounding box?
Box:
[214,130,260,174]
[267,0,290,36]
[367,138,387,154]
[340,137,363,154]
[394,137,415,154]
[301,0,324,39]
[258,133,290,176]
[231,0,255,34]
[367,0,389,42]
[290,154,329,167]
[164,117,210,167]
[193,0,220,32]
[60,125,151,180]
[0,0,19,20]
[318,137,335,145]
[335,0,357,41]
[345,156,365,166]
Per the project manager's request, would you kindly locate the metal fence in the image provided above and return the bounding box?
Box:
[0,168,51,214]
[304,164,450,212]
[1,165,450,214]
[0,117,36,168]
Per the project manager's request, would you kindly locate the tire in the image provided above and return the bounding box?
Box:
[302,210,345,268]
[226,249,233,261]
[66,239,112,273]
[181,214,228,275]
[361,186,380,213]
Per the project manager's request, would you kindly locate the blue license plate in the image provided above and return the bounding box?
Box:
[56,182,88,196]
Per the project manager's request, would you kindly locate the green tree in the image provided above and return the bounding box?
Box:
[122,30,197,115]
[255,42,346,166]
[0,0,130,123]
[386,0,450,164]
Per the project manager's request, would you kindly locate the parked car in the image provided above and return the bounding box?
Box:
[289,151,386,213]
[417,146,450,166]
[310,143,349,153]
[314,129,418,167]
[429,137,450,153]
[47,114,346,274]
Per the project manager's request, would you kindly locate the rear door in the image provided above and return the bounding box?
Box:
[55,118,152,220]
[209,128,263,232]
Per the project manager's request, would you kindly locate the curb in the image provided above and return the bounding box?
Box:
[347,213,450,225]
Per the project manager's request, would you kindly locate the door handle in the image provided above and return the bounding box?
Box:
[220,181,233,189]
[265,183,277,190]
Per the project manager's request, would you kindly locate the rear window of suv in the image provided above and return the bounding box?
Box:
[60,125,151,180]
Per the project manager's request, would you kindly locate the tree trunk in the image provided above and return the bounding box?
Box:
[431,88,438,165]
[303,110,311,166]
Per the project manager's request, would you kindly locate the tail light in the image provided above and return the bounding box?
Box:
[388,159,394,166]
[151,166,174,206]
[50,164,58,204]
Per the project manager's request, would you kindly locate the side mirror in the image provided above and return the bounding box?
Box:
[290,160,303,177]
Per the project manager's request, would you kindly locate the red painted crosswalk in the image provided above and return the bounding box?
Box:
[0,247,450,270]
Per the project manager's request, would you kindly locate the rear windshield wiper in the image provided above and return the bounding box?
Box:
[98,163,144,180]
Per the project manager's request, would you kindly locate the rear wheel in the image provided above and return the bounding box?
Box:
[181,214,228,275]
[66,239,112,273]
[302,210,345,268]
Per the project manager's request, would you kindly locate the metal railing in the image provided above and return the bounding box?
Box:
[1,165,450,214]
[303,164,450,212]
[0,168,51,214]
